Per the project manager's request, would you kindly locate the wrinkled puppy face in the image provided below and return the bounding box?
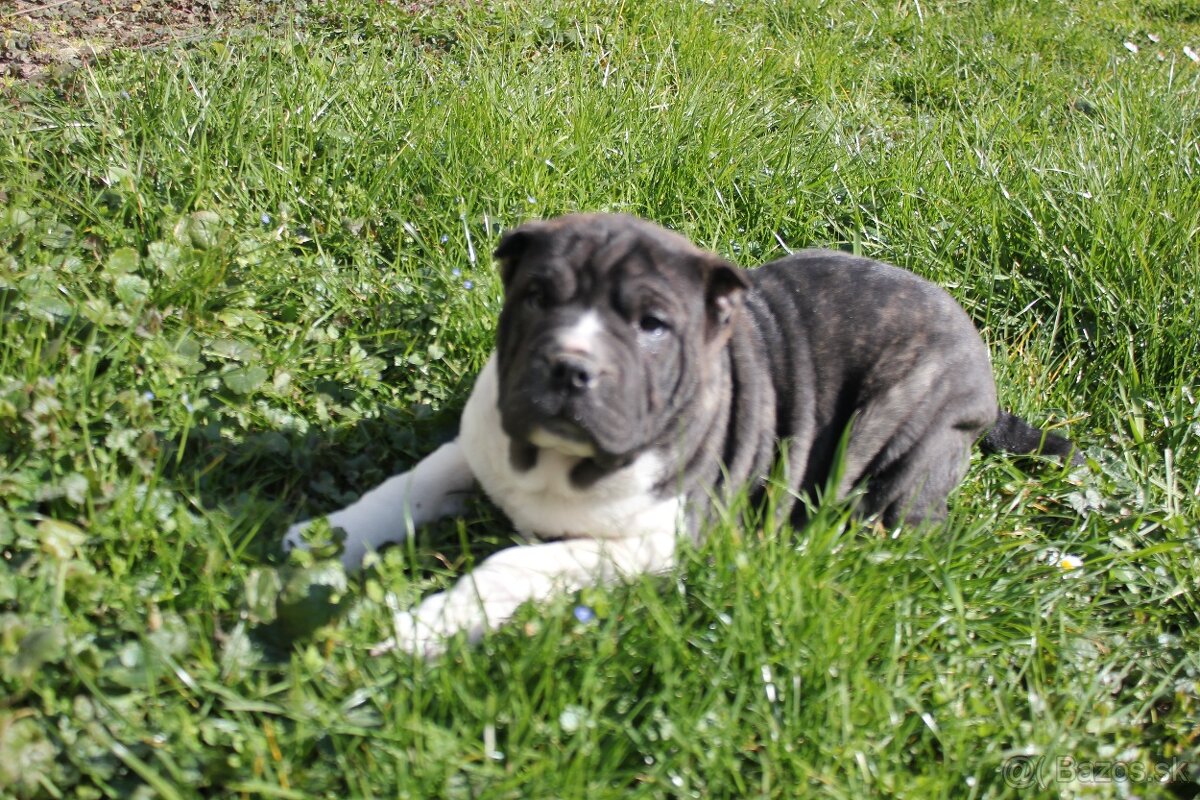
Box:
[492,213,747,473]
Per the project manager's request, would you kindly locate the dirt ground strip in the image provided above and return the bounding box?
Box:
[1,0,292,84]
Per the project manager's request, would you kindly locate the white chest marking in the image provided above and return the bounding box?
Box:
[459,355,681,541]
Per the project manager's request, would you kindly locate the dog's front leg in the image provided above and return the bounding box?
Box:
[283,441,476,569]
[376,530,677,658]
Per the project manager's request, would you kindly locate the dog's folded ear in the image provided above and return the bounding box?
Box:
[705,259,748,340]
[494,221,551,286]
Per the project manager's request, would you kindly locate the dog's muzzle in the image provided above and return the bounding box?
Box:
[547,352,600,395]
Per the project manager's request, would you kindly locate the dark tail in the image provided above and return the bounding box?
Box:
[981,409,1085,466]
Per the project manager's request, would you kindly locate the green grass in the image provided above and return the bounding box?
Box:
[2,0,1199,796]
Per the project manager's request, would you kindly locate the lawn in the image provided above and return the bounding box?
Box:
[1,0,1198,796]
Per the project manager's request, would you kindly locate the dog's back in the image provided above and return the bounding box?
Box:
[734,249,999,525]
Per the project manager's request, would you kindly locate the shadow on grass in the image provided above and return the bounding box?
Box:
[157,389,517,652]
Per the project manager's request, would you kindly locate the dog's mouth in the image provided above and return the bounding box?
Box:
[527,418,597,458]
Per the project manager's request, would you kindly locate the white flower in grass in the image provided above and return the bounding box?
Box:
[1058,554,1084,572]
[558,705,588,733]
[1040,549,1085,575]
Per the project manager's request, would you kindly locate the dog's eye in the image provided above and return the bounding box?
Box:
[524,283,549,309]
[637,314,670,336]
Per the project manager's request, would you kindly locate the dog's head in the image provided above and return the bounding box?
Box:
[492,213,747,469]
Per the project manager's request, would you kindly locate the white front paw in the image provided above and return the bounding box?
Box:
[283,518,366,570]
[372,590,489,658]
[282,521,311,554]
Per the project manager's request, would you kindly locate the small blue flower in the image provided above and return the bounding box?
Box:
[142,391,155,402]
[573,605,596,624]
[451,268,461,277]
[440,234,449,244]
[463,280,474,290]
[260,213,272,225]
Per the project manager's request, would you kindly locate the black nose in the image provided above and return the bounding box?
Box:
[549,354,597,394]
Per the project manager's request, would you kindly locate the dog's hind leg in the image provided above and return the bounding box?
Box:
[860,422,979,527]
[283,441,477,569]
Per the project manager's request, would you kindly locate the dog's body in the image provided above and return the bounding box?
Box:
[285,213,1080,655]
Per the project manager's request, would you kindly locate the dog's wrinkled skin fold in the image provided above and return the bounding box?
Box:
[284,213,1081,656]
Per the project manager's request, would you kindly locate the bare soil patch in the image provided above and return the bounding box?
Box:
[1,0,290,84]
